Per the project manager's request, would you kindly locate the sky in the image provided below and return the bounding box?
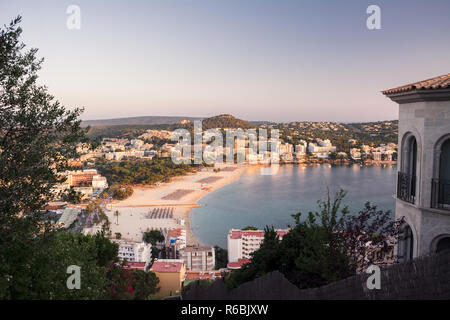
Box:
[1,0,450,122]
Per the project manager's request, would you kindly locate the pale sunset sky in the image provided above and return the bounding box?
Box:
[1,0,450,122]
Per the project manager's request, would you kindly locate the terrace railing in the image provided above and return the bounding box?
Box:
[397,171,415,204]
[431,178,450,210]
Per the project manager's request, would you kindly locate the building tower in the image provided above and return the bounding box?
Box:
[382,73,450,262]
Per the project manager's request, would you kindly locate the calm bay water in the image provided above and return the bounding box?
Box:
[190,164,397,248]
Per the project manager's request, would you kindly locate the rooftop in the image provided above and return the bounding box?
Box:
[124,262,146,270]
[186,270,223,280]
[228,229,289,240]
[382,73,450,95]
[150,259,184,273]
[227,259,251,270]
[183,245,214,252]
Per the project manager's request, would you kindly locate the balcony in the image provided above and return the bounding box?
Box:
[397,172,415,204]
[431,179,450,210]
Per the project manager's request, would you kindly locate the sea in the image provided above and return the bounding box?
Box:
[190,164,397,248]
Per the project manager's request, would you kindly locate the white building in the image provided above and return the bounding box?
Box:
[113,240,152,269]
[350,148,362,160]
[130,139,144,149]
[92,175,108,191]
[166,228,187,250]
[295,141,308,155]
[308,140,337,158]
[181,245,215,271]
[382,73,450,261]
[227,228,289,263]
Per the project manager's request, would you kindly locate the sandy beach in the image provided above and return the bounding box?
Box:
[106,163,247,245]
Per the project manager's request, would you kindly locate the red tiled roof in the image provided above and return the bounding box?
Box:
[186,270,223,280]
[124,262,146,270]
[150,261,183,273]
[227,259,251,269]
[382,73,450,95]
[167,228,185,239]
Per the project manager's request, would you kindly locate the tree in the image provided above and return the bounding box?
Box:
[143,230,165,264]
[113,210,121,225]
[107,261,135,300]
[242,225,258,231]
[343,202,403,272]
[142,230,164,246]
[226,189,401,290]
[6,231,119,299]
[214,246,228,269]
[132,269,160,300]
[0,16,86,299]
[61,186,83,204]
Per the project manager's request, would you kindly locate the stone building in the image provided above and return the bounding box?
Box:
[382,73,450,261]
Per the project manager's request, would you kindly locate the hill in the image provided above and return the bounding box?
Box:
[201,114,255,130]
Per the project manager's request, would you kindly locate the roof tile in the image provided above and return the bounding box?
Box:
[382,73,450,94]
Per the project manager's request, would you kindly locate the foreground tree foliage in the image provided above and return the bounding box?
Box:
[214,246,228,269]
[226,189,401,290]
[0,17,160,299]
[0,16,86,299]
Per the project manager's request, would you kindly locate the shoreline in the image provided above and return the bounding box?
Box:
[105,162,396,247]
[106,164,248,246]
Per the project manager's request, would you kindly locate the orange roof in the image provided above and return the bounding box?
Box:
[227,259,250,269]
[186,270,223,280]
[150,261,183,273]
[382,73,450,95]
[167,228,184,238]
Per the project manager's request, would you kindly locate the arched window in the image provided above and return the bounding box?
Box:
[398,224,414,262]
[398,134,417,203]
[432,138,450,209]
[436,237,450,253]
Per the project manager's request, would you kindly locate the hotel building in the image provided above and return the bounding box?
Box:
[227,228,289,266]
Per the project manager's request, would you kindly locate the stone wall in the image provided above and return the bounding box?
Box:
[182,250,450,300]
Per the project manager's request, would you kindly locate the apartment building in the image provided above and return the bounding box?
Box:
[112,240,152,269]
[227,228,289,264]
[181,245,215,271]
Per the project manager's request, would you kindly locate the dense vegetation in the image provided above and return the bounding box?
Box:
[0,17,160,300]
[214,246,228,269]
[200,114,255,130]
[95,157,199,186]
[279,120,398,152]
[110,185,134,200]
[225,190,400,290]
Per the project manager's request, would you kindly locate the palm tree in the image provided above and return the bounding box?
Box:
[113,210,121,225]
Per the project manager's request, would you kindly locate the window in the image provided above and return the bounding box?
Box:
[398,134,417,203]
[398,224,414,262]
[436,237,450,253]
[432,137,450,209]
